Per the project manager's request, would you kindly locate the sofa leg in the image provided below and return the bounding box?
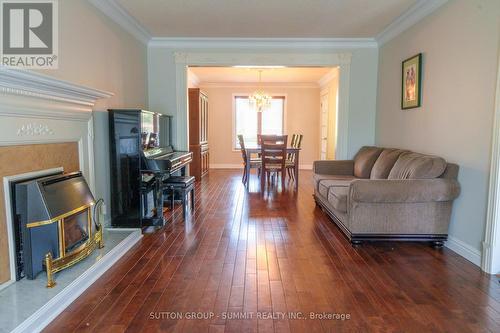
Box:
[351,240,363,246]
[432,241,444,248]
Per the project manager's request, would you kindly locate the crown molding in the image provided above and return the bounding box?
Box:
[87,0,151,44]
[0,66,114,107]
[87,1,448,50]
[149,37,378,49]
[376,0,449,45]
[174,51,352,67]
[199,82,319,89]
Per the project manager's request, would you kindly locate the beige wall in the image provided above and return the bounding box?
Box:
[376,0,500,256]
[38,0,147,108]
[36,0,148,220]
[201,84,320,168]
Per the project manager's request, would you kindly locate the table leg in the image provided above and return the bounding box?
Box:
[294,151,300,191]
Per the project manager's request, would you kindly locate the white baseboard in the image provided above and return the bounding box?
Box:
[445,235,481,267]
[210,164,243,169]
[210,164,313,170]
[12,229,142,333]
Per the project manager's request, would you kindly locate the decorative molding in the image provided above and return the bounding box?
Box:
[199,82,320,89]
[88,1,448,49]
[174,51,352,67]
[445,235,481,267]
[17,123,55,136]
[318,68,339,88]
[87,0,151,44]
[482,51,500,274]
[376,0,449,45]
[150,37,378,49]
[11,230,143,333]
[0,66,113,107]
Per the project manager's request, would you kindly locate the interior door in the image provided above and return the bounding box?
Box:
[320,93,329,160]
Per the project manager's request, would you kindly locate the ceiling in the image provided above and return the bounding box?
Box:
[117,0,419,38]
[189,67,336,84]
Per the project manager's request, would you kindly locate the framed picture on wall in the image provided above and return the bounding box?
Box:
[401,53,422,109]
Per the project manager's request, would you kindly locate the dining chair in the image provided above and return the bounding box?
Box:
[286,134,303,181]
[237,134,261,185]
[260,134,288,191]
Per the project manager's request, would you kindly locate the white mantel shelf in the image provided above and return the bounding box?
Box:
[0,66,113,107]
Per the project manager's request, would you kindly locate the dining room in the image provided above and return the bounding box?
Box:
[188,66,339,191]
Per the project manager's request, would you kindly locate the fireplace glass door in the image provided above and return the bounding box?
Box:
[64,209,90,254]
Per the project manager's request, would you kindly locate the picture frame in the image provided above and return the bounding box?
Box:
[401,53,422,109]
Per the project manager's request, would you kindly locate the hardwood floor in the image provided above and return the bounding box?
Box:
[45,169,500,333]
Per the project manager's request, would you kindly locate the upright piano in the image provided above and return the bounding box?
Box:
[108,109,193,228]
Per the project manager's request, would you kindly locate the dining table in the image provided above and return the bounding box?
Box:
[244,145,301,190]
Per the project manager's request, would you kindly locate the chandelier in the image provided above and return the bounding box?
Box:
[249,70,271,113]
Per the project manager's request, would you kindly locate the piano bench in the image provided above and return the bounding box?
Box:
[163,176,195,218]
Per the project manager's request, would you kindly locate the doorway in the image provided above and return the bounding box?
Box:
[186,66,338,169]
[173,51,352,161]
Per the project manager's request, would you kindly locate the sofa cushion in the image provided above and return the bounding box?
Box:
[388,152,447,180]
[313,174,356,191]
[370,149,406,179]
[353,146,383,178]
[327,186,349,213]
[317,178,354,198]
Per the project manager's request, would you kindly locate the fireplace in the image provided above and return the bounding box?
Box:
[14,171,103,287]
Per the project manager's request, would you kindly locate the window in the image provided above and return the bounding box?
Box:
[234,96,285,148]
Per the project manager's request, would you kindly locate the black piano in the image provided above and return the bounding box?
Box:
[109,109,193,228]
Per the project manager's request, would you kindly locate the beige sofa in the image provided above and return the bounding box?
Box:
[313,147,461,247]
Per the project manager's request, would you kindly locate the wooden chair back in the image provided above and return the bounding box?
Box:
[288,134,303,162]
[293,134,303,149]
[237,134,247,165]
[261,135,288,171]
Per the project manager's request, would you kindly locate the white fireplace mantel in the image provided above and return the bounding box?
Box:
[0,66,113,189]
[0,66,113,290]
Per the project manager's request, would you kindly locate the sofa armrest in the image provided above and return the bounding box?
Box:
[313,160,354,176]
[349,179,461,203]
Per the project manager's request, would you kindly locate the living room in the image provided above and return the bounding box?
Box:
[0,0,499,332]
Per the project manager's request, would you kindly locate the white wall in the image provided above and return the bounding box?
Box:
[148,47,378,158]
[38,0,148,219]
[376,0,500,262]
[200,84,320,168]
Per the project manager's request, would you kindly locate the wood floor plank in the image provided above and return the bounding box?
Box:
[44,169,500,333]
